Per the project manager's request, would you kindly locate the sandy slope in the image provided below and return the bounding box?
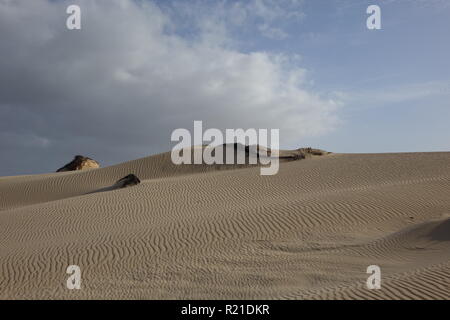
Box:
[0,151,449,299]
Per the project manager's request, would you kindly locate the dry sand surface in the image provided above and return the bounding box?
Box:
[0,150,449,299]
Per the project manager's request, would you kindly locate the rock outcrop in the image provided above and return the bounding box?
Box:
[112,174,141,189]
[56,155,100,172]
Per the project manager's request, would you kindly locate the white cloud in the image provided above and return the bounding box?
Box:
[258,24,289,40]
[341,81,450,108]
[0,0,339,174]
[164,0,305,41]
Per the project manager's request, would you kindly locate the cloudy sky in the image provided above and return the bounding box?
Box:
[0,0,449,176]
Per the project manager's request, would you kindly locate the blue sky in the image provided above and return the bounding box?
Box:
[287,0,450,152]
[158,0,450,152]
[289,1,449,89]
[163,0,450,152]
[0,0,449,175]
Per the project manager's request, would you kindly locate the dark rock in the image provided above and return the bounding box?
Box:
[113,174,141,189]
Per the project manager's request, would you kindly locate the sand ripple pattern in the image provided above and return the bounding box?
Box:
[0,152,449,299]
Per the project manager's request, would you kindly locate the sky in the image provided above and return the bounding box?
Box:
[0,0,449,176]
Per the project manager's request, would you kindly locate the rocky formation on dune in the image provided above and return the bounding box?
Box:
[56,155,100,172]
[220,143,330,161]
[297,147,330,157]
[112,174,141,189]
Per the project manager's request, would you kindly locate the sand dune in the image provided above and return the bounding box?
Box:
[0,150,449,299]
